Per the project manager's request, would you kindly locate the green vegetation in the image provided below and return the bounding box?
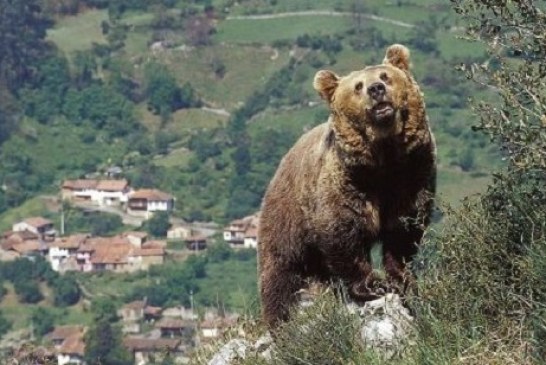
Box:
[0,258,81,309]
[0,2,543,363]
[85,297,132,365]
[195,1,546,364]
[118,243,257,311]
[0,0,501,222]
[144,211,171,237]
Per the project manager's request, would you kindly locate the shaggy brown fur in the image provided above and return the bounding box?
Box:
[258,44,436,330]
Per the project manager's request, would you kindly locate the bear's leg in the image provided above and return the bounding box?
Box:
[260,262,304,330]
[381,228,422,294]
[325,249,382,302]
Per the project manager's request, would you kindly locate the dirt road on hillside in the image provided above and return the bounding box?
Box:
[226,10,415,28]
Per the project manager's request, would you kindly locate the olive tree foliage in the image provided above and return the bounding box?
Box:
[409,1,546,363]
[454,0,546,170]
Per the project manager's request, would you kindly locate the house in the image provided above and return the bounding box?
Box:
[8,240,46,258]
[49,234,89,272]
[128,247,165,271]
[57,334,85,365]
[125,231,148,247]
[119,300,146,334]
[184,235,207,251]
[127,189,174,219]
[143,306,163,323]
[162,306,198,321]
[0,230,41,261]
[45,325,86,365]
[223,213,259,246]
[61,179,131,206]
[75,241,94,272]
[13,217,56,240]
[166,225,193,240]
[199,319,221,340]
[222,219,246,244]
[95,179,131,206]
[243,227,258,249]
[90,236,133,272]
[105,165,123,178]
[156,318,194,339]
[61,179,98,201]
[199,313,238,342]
[123,338,182,365]
[119,300,146,322]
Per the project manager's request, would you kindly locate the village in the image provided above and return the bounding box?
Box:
[0,176,259,365]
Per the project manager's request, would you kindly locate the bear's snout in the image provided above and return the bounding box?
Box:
[367,82,386,101]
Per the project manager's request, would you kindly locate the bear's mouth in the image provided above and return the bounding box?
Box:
[371,102,395,122]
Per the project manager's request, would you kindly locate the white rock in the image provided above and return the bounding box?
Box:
[207,339,251,365]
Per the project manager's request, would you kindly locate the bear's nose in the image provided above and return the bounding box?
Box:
[367,82,386,100]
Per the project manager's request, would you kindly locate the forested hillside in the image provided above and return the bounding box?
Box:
[0,0,500,224]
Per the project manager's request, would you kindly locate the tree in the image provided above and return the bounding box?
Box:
[53,276,81,307]
[144,62,201,120]
[31,307,55,337]
[90,297,119,323]
[84,319,132,365]
[14,280,43,304]
[0,310,12,338]
[89,212,124,236]
[146,211,170,237]
[410,2,546,363]
[0,0,52,90]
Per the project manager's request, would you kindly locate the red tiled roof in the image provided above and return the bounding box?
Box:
[144,306,163,316]
[129,189,173,201]
[142,240,166,249]
[62,179,98,190]
[11,240,42,254]
[51,234,88,250]
[90,243,131,264]
[123,300,146,311]
[244,227,258,238]
[59,334,85,356]
[125,231,148,239]
[96,179,128,192]
[9,230,39,241]
[156,318,191,329]
[123,338,181,352]
[130,247,165,257]
[45,326,85,342]
[23,217,53,228]
[183,235,207,242]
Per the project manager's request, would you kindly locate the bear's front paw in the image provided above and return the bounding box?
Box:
[350,275,386,302]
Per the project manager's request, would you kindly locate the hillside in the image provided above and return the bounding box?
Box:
[0,0,500,224]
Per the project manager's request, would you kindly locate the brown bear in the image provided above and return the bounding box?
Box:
[258,44,436,330]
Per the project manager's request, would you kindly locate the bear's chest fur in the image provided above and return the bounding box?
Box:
[310,139,430,250]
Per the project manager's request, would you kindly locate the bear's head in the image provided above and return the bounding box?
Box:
[314,44,424,140]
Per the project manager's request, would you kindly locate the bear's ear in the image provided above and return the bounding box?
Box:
[313,70,339,103]
[383,44,411,71]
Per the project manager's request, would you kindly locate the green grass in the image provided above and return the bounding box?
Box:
[215,16,353,44]
[75,272,153,300]
[0,283,93,332]
[0,196,51,232]
[436,31,487,60]
[158,44,290,109]
[248,106,321,135]
[154,148,193,168]
[3,117,128,183]
[47,9,108,57]
[194,256,258,313]
[166,108,229,134]
[437,167,490,205]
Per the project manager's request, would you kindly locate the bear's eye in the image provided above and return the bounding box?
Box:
[380,72,389,82]
[355,82,363,92]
